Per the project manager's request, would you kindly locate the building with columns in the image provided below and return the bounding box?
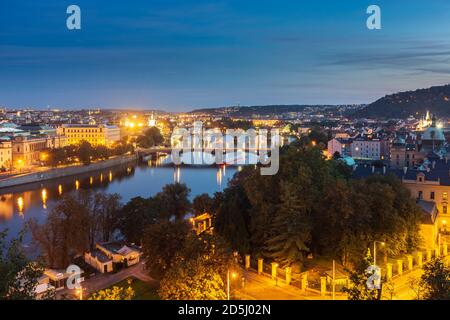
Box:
[57,124,120,146]
[0,138,12,171]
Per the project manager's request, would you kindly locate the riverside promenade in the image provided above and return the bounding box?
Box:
[0,154,137,189]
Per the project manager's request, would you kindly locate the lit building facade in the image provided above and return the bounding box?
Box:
[12,136,48,168]
[391,115,446,169]
[327,137,352,157]
[0,139,12,170]
[57,124,120,146]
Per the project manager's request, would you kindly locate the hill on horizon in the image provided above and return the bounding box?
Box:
[353,84,450,119]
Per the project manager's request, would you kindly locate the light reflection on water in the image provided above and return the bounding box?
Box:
[0,155,238,246]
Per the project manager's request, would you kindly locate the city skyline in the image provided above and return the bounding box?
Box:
[2,0,450,111]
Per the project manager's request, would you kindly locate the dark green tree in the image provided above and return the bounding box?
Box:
[142,220,191,279]
[155,183,191,221]
[78,141,93,165]
[0,230,55,300]
[136,127,164,148]
[214,185,251,253]
[29,194,91,268]
[343,250,379,300]
[192,193,215,216]
[266,183,311,268]
[421,258,450,300]
[119,196,160,244]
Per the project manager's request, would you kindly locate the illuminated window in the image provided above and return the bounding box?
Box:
[444,192,448,201]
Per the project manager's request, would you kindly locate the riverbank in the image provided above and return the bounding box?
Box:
[0,154,138,189]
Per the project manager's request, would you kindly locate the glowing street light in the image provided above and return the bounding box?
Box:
[17,159,24,172]
[227,269,237,300]
[76,287,83,300]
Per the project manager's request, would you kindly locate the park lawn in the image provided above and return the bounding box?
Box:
[103,277,160,300]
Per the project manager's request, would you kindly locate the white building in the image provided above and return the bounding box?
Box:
[351,137,383,160]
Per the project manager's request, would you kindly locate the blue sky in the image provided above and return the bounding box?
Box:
[1,0,450,111]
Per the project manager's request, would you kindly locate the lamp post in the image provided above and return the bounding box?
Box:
[332,260,336,301]
[76,287,83,300]
[227,270,237,300]
[373,241,385,266]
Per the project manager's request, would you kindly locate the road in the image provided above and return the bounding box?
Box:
[57,261,157,299]
[235,270,346,300]
[386,254,450,300]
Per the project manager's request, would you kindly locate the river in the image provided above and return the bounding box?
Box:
[0,153,241,249]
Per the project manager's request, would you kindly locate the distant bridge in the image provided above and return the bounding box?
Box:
[137,146,273,155]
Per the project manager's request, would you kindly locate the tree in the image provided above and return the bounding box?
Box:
[136,127,164,148]
[192,193,215,216]
[73,191,122,249]
[343,250,379,300]
[408,276,425,300]
[78,141,93,165]
[142,220,191,279]
[159,255,226,300]
[0,230,54,300]
[214,185,251,253]
[421,258,450,300]
[29,194,91,268]
[89,283,134,300]
[155,183,191,221]
[94,192,122,242]
[158,233,233,300]
[266,183,311,268]
[119,196,159,244]
[93,145,110,160]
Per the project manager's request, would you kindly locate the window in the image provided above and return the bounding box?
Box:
[431,192,435,200]
[418,191,423,199]
[444,206,448,214]
[418,177,423,182]
[444,192,448,201]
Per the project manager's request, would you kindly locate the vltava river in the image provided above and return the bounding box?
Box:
[0,153,239,249]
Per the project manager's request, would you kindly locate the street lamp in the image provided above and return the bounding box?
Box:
[76,287,83,300]
[373,241,385,266]
[227,269,237,300]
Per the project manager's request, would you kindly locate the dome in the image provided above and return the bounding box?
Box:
[339,156,356,166]
[393,136,405,145]
[422,127,445,141]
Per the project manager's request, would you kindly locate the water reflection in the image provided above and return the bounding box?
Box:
[41,189,47,209]
[17,196,24,215]
[0,157,237,243]
[173,167,181,183]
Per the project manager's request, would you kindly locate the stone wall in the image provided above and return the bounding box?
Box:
[0,154,137,189]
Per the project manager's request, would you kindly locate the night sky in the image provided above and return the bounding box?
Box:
[1,0,450,111]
